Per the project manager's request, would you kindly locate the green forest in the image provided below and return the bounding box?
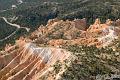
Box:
[0,0,120,47]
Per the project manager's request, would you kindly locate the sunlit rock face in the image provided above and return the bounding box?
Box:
[84,19,119,47]
[0,40,70,80]
[0,18,120,80]
[32,18,120,48]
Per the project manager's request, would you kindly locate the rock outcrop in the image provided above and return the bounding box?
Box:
[0,18,120,80]
[30,18,120,48]
[0,38,70,80]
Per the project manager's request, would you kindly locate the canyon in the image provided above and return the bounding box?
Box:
[0,18,120,80]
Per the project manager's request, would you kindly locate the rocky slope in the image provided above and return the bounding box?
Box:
[0,18,120,80]
[0,37,71,80]
[1,0,120,47]
[30,18,120,48]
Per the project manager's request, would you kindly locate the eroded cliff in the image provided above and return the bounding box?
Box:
[0,18,120,80]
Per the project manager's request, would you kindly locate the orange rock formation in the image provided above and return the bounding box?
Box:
[30,18,120,47]
[0,38,70,80]
[0,18,120,80]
